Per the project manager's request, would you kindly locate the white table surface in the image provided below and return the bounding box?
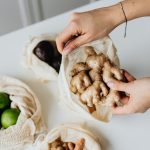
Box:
[0,0,150,150]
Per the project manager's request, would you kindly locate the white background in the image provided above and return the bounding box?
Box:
[0,0,90,36]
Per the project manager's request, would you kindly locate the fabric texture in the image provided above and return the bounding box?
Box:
[38,123,101,150]
[23,34,58,82]
[0,76,46,150]
[58,37,120,122]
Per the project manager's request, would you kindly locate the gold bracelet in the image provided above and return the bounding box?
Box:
[120,2,128,38]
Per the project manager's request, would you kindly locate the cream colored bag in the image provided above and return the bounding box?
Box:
[38,123,101,150]
[0,76,46,150]
[23,34,58,82]
[58,37,120,122]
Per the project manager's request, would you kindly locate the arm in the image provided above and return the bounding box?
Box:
[56,0,150,54]
[122,0,150,20]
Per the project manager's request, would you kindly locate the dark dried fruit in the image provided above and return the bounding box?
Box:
[33,40,62,72]
[33,41,54,63]
[50,59,61,73]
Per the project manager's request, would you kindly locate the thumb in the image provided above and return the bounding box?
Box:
[63,35,88,55]
[106,79,130,93]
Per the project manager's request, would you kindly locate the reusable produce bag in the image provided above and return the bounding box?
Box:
[38,123,101,150]
[0,76,46,150]
[58,37,120,122]
[23,34,59,82]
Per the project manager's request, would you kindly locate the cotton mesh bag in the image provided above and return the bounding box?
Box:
[38,123,101,150]
[23,34,60,82]
[58,37,121,122]
[0,76,46,150]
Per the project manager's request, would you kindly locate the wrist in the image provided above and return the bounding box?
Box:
[92,4,125,29]
[122,0,150,21]
[108,4,125,28]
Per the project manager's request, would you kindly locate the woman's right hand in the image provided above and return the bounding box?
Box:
[107,71,150,114]
[56,4,124,54]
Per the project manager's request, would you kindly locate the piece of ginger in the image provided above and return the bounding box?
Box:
[70,62,89,77]
[70,71,92,94]
[85,46,97,56]
[103,90,123,107]
[49,138,84,150]
[70,46,124,113]
[103,61,123,83]
[74,138,85,150]
[85,46,108,70]
[80,81,108,107]
[89,69,102,82]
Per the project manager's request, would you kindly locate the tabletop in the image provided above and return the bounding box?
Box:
[0,0,150,150]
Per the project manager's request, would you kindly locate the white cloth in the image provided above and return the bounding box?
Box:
[0,76,46,150]
[58,37,120,122]
[38,123,101,150]
[23,34,58,82]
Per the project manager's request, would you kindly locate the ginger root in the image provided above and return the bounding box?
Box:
[103,90,123,107]
[86,47,108,71]
[85,46,97,56]
[70,71,91,94]
[70,62,89,77]
[89,69,102,82]
[103,61,123,83]
[86,54,108,71]
[70,46,124,114]
[49,138,85,150]
[74,138,85,150]
[101,89,123,107]
[80,81,108,107]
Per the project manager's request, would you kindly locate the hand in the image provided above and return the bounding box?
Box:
[107,70,150,114]
[56,0,150,54]
[56,4,124,54]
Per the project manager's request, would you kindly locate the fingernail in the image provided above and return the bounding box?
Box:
[62,50,69,55]
[62,50,68,56]
[63,47,71,55]
[107,81,114,88]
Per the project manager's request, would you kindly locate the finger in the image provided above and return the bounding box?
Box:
[56,33,64,54]
[56,23,79,54]
[120,96,129,105]
[123,70,136,81]
[112,103,134,115]
[107,79,130,93]
[63,35,89,55]
[112,97,129,108]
